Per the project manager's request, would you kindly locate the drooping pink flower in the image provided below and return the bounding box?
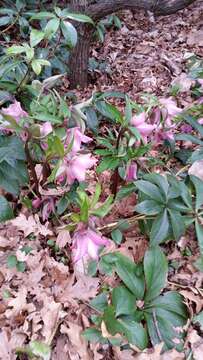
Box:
[72,227,110,262]
[41,198,55,221]
[66,127,92,153]
[40,122,53,137]
[159,98,182,118]
[1,100,28,123]
[125,162,137,182]
[130,112,155,143]
[198,118,203,125]
[56,153,97,185]
[32,197,42,209]
[198,79,203,88]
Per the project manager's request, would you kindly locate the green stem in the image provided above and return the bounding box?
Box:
[111,127,126,198]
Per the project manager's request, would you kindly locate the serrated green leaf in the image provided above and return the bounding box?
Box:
[195,219,203,255]
[135,180,164,203]
[90,293,108,312]
[111,228,123,244]
[118,318,148,350]
[95,101,123,123]
[114,254,145,299]
[30,12,56,20]
[96,157,120,173]
[63,12,94,25]
[168,209,185,240]
[0,196,14,222]
[150,210,169,245]
[82,328,105,343]
[135,200,163,215]
[144,246,168,302]
[112,286,136,316]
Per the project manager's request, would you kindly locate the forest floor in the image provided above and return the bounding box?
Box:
[0,1,203,359]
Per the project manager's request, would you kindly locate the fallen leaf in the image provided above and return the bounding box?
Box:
[180,290,203,313]
[188,160,203,181]
[56,230,71,249]
[41,300,62,344]
[10,214,53,237]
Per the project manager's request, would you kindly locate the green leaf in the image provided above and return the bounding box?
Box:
[90,293,108,312]
[0,16,12,26]
[30,29,45,47]
[150,210,169,245]
[143,173,169,200]
[16,261,26,272]
[63,12,94,25]
[195,219,203,255]
[103,306,124,335]
[91,183,102,208]
[111,228,123,244]
[31,59,42,75]
[82,328,105,343]
[115,254,145,299]
[183,114,203,137]
[6,45,26,55]
[85,107,99,132]
[193,310,203,330]
[0,196,14,222]
[112,286,136,316]
[7,255,17,268]
[135,200,163,215]
[29,341,51,360]
[144,291,188,350]
[168,209,185,240]
[91,195,113,217]
[80,196,89,223]
[60,21,77,48]
[144,246,168,302]
[96,157,120,173]
[95,101,123,123]
[176,133,203,145]
[190,175,203,210]
[30,12,56,20]
[118,318,148,350]
[44,18,60,39]
[135,180,164,203]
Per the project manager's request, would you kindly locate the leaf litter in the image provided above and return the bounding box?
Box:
[0,1,203,359]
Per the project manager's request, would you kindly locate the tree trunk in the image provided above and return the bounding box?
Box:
[69,24,93,89]
[68,0,196,88]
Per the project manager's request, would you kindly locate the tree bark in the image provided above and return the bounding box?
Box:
[68,0,197,88]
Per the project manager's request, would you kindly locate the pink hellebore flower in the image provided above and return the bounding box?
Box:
[57,153,97,185]
[198,118,203,125]
[159,97,182,118]
[72,227,110,262]
[2,100,28,122]
[198,79,203,88]
[66,127,92,153]
[125,162,137,182]
[32,197,42,209]
[42,198,55,221]
[130,112,155,143]
[40,122,53,137]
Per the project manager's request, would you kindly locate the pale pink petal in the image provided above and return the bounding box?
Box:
[126,162,137,182]
[66,127,92,153]
[41,122,52,137]
[32,198,42,208]
[73,233,88,262]
[159,98,182,117]
[2,100,27,123]
[198,118,203,125]
[131,112,146,127]
[87,238,99,259]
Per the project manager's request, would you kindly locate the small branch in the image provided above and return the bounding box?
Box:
[111,127,126,198]
[0,14,19,35]
[25,140,40,196]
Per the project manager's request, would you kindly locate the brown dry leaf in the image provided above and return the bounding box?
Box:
[0,235,18,249]
[41,300,63,344]
[0,329,14,360]
[114,347,135,360]
[187,30,203,46]
[172,72,194,92]
[60,322,90,360]
[180,290,203,313]
[10,214,52,237]
[56,230,71,249]
[188,329,203,360]
[59,274,99,303]
[52,335,70,360]
[5,286,35,319]
[188,160,203,181]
